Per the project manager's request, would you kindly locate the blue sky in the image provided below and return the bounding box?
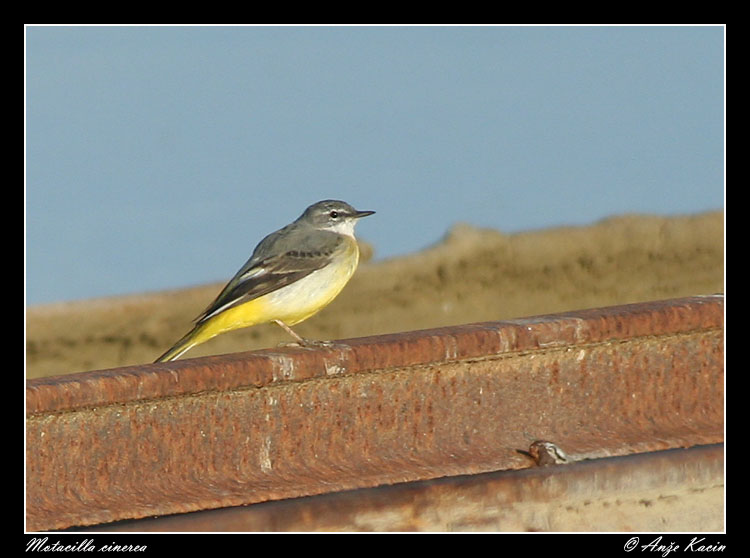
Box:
[25,25,724,305]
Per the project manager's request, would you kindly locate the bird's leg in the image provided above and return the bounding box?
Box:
[273,320,334,348]
[273,319,306,343]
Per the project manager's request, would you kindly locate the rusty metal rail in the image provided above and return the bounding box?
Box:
[76,444,725,532]
[26,296,724,531]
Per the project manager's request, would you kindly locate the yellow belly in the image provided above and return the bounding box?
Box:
[155,238,361,361]
[197,240,360,339]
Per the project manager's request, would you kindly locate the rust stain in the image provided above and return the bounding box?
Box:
[26,296,724,531]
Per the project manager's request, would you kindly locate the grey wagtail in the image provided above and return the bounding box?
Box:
[155,200,375,362]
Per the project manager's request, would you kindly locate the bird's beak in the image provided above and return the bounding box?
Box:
[354,210,375,219]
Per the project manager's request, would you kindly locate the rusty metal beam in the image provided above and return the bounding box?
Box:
[75,444,725,532]
[26,295,724,531]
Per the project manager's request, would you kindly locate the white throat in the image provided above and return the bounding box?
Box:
[324,219,357,238]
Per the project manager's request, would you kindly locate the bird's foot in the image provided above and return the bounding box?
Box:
[277,338,336,349]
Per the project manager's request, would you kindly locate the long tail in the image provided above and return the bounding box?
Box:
[154,324,207,362]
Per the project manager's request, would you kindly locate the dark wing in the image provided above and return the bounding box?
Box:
[195,229,344,324]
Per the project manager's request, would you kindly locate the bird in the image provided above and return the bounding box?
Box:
[155,199,375,362]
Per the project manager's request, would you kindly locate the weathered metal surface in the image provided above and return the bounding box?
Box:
[76,444,724,532]
[26,295,724,531]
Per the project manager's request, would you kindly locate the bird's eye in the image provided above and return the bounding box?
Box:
[329,211,339,219]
